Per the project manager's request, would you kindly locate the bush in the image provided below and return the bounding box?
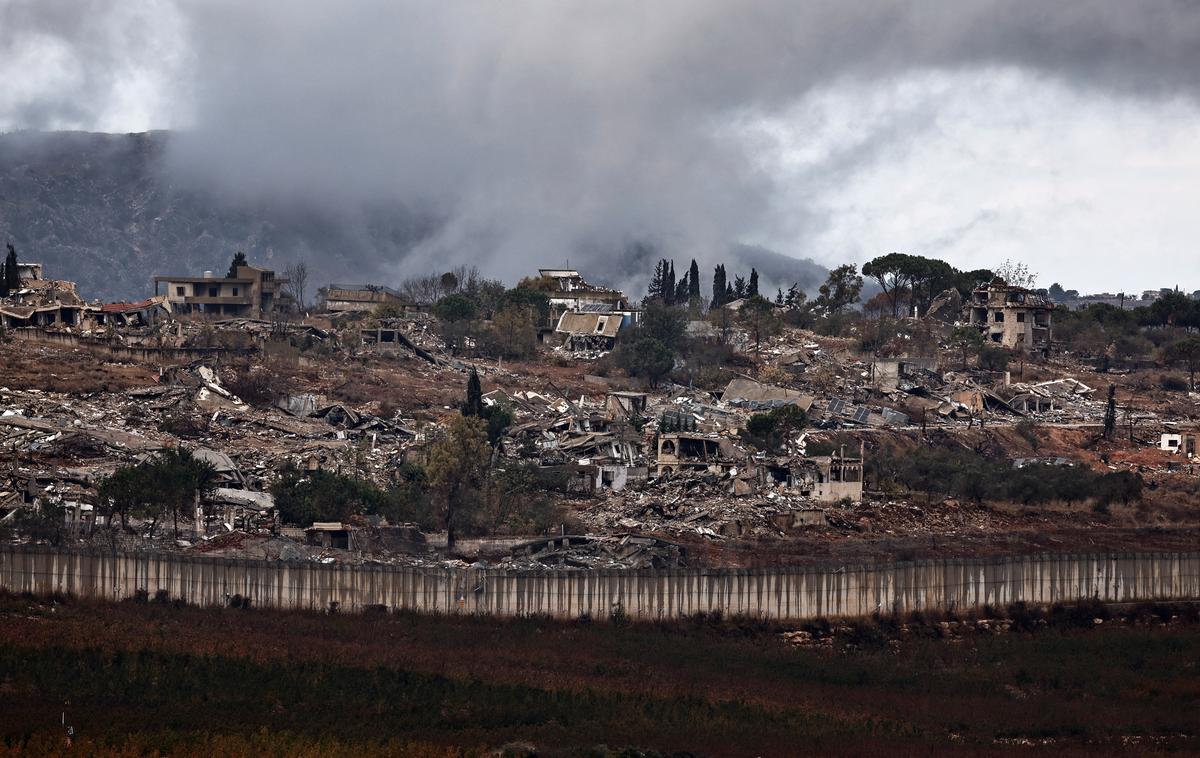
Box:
[223,367,278,407]
[1160,374,1189,392]
[870,445,1144,507]
[1006,601,1044,632]
[979,345,1010,371]
[270,467,425,527]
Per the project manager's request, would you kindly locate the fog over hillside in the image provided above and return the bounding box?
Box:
[4,2,1200,294]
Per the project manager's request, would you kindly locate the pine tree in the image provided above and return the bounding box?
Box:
[646,260,667,301]
[748,268,759,297]
[733,275,747,299]
[784,283,805,309]
[462,367,484,417]
[712,265,727,307]
[688,259,701,300]
[776,288,784,306]
[227,251,248,278]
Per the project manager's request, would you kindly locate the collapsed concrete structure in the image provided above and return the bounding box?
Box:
[154,264,290,318]
[320,284,416,314]
[967,280,1053,354]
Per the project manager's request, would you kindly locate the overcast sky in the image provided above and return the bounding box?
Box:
[2,0,1199,293]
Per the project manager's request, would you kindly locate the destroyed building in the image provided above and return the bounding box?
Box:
[555,310,625,351]
[656,433,741,478]
[154,264,290,318]
[0,266,90,329]
[967,280,1053,354]
[758,453,864,503]
[320,284,416,314]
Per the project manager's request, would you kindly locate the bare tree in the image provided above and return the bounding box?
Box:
[995,259,1037,290]
[285,261,309,311]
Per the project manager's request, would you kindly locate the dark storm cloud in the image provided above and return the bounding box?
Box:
[6,0,1200,288]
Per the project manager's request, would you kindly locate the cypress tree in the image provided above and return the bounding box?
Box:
[748,268,759,297]
[688,259,701,300]
[463,368,484,417]
[664,260,676,306]
[3,244,18,294]
[712,265,726,307]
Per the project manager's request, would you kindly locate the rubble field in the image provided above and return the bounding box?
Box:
[4,315,1198,570]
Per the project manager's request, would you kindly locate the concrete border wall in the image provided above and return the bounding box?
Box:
[2,547,1197,620]
[8,328,252,364]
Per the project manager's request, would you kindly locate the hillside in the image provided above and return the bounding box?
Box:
[0,131,434,301]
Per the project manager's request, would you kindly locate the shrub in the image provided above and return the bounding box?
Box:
[1159,374,1189,392]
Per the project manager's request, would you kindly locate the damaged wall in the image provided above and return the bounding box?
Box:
[2,546,1196,621]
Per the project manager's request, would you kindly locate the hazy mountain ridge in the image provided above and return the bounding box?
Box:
[0,131,434,301]
[0,131,827,303]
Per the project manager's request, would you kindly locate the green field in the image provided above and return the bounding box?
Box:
[0,593,1197,756]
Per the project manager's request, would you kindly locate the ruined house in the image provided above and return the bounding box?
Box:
[0,270,90,329]
[967,281,1053,354]
[655,433,742,478]
[605,391,648,421]
[320,284,415,314]
[154,264,290,319]
[555,311,624,351]
[1160,433,1198,457]
[94,297,172,329]
[721,378,815,411]
[758,453,864,503]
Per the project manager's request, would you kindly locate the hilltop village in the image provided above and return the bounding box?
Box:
[1,247,1198,569]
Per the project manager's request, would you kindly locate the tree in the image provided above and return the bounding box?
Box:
[1048,283,1067,301]
[712,264,727,307]
[463,367,484,417]
[617,336,674,387]
[862,252,915,318]
[665,260,676,306]
[152,447,219,538]
[284,261,309,311]
[906,257,956,316]
[227,251,248,278]
[732,275,747,299]
[498,286,551,323]
[1103,385,1117,440]
[271,467,397,527]
[815,264,863,314]
[639,300,687,352]
[738,294,779,356]
[673,275,689,305]
[748,268,759,298]
[433,294,477,323]
[995,259,1037,289]
[440,271,459,294]
[783,283,806,309]
[96,465,157,532]
[688,259,701,301]
[646,259,669,303]
[2,243,19,296]
[949,326,984,369]
[743,405,807,452]
[486,306,537,359]
[427,415,490,549]
[1165,337,1200,390]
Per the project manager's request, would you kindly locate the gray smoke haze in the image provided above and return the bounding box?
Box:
[5,0,1200,292]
